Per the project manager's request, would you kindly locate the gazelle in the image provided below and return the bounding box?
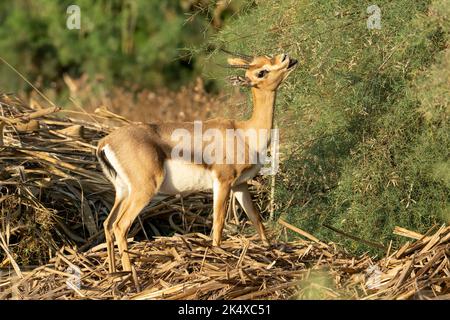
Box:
[96,51,298,275]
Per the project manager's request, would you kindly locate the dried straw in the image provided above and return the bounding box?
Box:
[0,93,218,265]
[0,94,448,300]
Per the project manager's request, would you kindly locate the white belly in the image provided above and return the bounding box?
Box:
[159,160,214,195]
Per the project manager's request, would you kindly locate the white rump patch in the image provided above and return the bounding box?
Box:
[102,144,131,199]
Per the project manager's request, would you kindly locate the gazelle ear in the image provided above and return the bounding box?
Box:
[228,75,253,87]
[227,57,249,67]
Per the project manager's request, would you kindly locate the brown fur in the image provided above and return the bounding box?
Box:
[96,53,298,280]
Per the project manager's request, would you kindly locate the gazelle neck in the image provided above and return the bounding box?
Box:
[244,88,276,132]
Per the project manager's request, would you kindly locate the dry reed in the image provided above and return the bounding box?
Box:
[0,93,448,300]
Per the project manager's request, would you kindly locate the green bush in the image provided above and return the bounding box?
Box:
[0,0,216,93]
[211,0,449,254]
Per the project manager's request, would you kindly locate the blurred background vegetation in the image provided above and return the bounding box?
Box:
[0,0,448,256]
[0,0,246,97]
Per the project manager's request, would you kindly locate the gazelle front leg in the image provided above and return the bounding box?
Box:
[232,183,269,246]
[212,179,231,246]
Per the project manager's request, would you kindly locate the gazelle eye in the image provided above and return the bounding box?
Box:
[257,70,268,78]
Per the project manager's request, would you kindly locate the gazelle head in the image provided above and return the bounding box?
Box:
[227,52,298,91]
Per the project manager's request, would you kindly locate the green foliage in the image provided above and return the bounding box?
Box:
[0,0,214,92]
[212,0,450,254]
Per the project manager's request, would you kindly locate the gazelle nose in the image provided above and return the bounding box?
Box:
[282,54,288,62]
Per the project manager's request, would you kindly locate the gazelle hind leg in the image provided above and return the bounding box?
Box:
[112,175,164,273]
[113,196,149,272]
[103,199,122,273]
[104,177,128,273]
[232,183,269,245]
[112,191,157,291]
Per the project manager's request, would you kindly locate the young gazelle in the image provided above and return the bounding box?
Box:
[96,52,298,274]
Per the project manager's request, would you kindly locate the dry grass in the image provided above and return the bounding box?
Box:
[0,234,353,300]
[0,93,112,265]
[362,225,450,300]
[0,91,230,266]
[1,225,448,300]
[60,75,244,124]
[0,93,448,300]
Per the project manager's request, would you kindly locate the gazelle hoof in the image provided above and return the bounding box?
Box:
[262,239,271,247]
